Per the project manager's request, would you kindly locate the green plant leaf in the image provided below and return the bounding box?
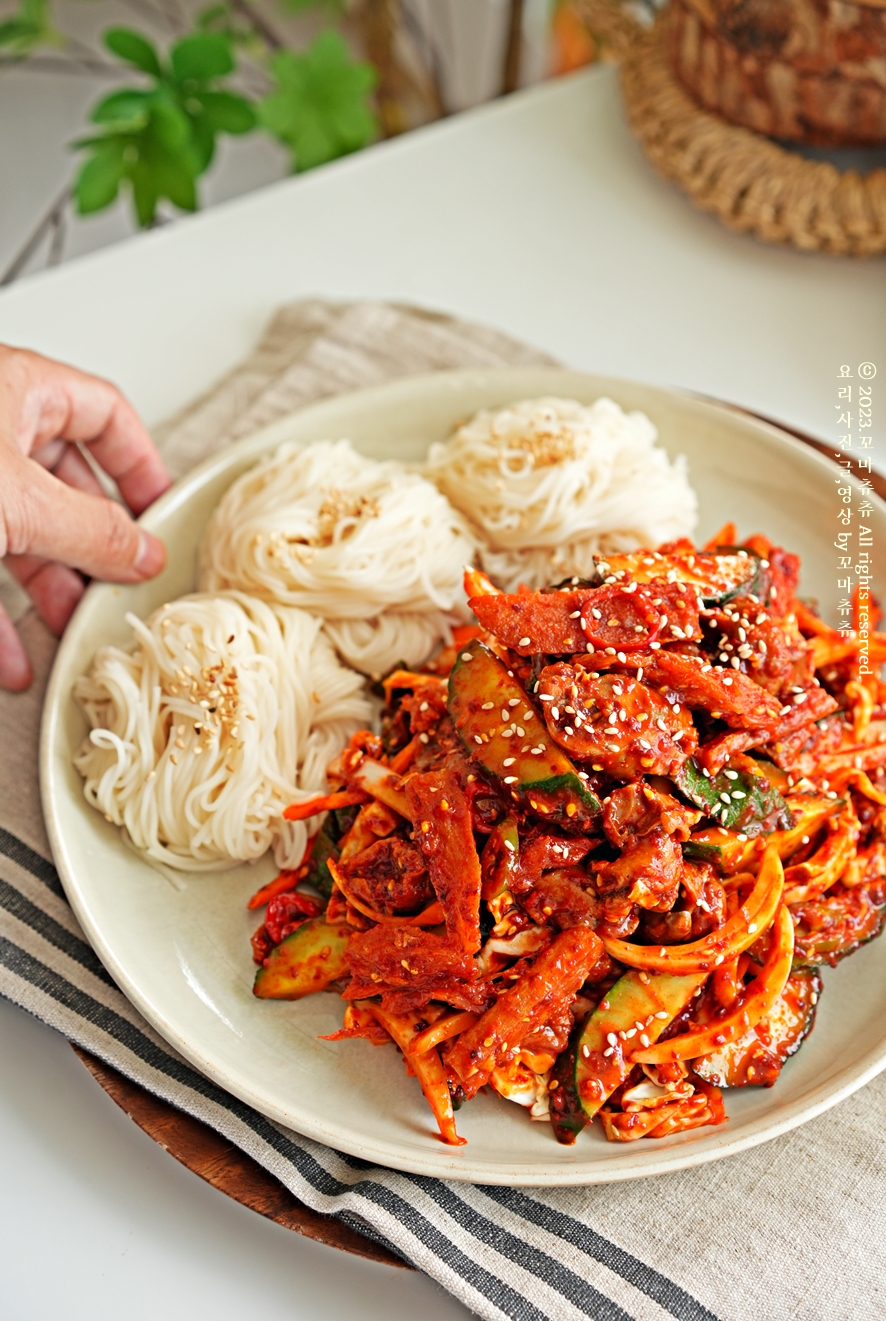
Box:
[148,92,193,151]
[90,88,151,128]
[77,22,259,229]
[130,161,159,227]
[104,27,162,77]
[196,89,255,134]
[170,30,233,82]
[258,30,377,172]
[187,113,216,173]
[142,140,198,211]
[74,144,126,214]
[0,0,59,53]
[196,3,231,28]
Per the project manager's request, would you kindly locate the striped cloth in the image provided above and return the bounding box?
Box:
[3,301,886,1321]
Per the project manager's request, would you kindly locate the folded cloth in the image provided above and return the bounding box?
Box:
[2,300,885,1321]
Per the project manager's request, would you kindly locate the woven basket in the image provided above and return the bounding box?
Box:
[666,0,886,147]
[577,0,886,255]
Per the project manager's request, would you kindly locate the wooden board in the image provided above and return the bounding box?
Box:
[70,410,881,1260]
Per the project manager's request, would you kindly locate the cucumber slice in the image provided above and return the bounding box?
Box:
[674,758,793,836]
[253,917,352,999]
[549,969,706,1142]
[480,817,520,901]
[448,640,601,829]
[596,549,762,605]
[793,888,886,966]
[693,969,822,1087]
[302,819,339,898]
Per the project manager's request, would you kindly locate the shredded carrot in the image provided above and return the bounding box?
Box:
[793,600,836,637]
[283,789,367,821]
[381,669,447,699]
[703,522,737,551]
[389,735,420,774]
[247,867,300,911]
[463,567,499,599]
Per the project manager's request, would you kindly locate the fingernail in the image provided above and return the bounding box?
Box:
[135,530,166,578]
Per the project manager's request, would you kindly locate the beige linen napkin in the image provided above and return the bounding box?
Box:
[2,300,885,1321]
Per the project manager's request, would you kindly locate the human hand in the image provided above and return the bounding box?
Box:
[0,345,172,691]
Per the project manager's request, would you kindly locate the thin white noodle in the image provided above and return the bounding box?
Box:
[198,439,476,673]
[322,611,449,677]
[73,592,372,872]
[425,396,697,592]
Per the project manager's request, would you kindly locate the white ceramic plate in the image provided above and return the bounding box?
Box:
[41,368,886,1185]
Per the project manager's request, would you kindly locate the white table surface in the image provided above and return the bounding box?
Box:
[1,64,884,1321]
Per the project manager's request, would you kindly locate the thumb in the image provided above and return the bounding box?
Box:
[4,454,166,582]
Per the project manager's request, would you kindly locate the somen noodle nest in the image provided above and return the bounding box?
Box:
[425,396,697,592]
[198,439,477,675]
[73,592,372,872]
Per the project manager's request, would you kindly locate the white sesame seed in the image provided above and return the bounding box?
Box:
[518,637,531,648]
[461,652,473,662]
[481,701,495,710]
[503,757,516,767]
[569,610,581,619]
[606,1032,617,1046]
[582,1044,590,1058]
[720,793,732,804]
[640,1034,650,1047]
[503,776,518,784]
[748,923,758,934]
[603,1047,614,1057]
[654,1011,669,1020]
